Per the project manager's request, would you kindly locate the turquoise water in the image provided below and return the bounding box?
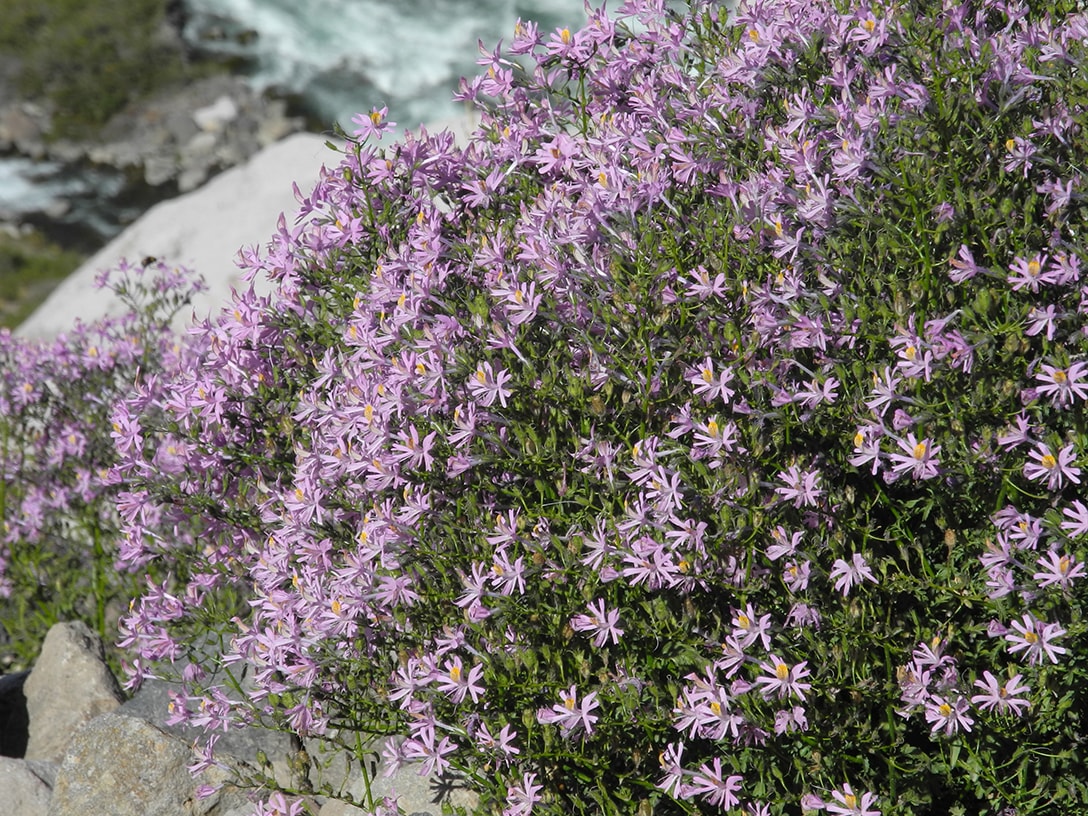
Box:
[178,0,591,130]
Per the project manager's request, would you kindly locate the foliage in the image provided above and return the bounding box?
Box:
[35,0,1088,814]
[0,231,84,330]
[0,261,204,672]
[0,0,212,137]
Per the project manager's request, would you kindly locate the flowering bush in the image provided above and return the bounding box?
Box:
[112,0,1088,814]
[0,261,203,670]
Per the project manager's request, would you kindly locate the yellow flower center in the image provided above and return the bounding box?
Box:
[863,18,876,32]
[854,431,864,447]
[1054,369,1068,383]
[938,702,952,717]
[565,696,576,710]
[913,442,927,460]
[450,665,462,682]
[706,420,720,437]
[737,614,750,629]
[1024,630,1039,643]
[845,794,857,809]
[1041,454,1057,470]
[1027,259,1041,277]
[1006,138,1016,152]
[776,663,790,680]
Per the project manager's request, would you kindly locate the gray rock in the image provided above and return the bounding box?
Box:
[120,675,298,789]
[23,622,124,763]
[50,712,253,816]
[307,736,477,816]
[0,756,51,816]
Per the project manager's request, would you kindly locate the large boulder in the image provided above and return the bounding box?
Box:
[49,712,252,816]
[0,756,51,816]
[23,622,124,763]
[121,673,299,790]
[15,131,334,339]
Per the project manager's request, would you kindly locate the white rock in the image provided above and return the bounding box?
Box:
[193,95,239,132]
[16,132,334,339]
[17,118,478,341]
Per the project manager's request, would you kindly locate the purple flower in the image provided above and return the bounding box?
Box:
[826,784,881,815]
[887,433,941,480]
[468,361,513,407]
[1023,442,1081,491]
[754,657,812,701]
[970,671,1031,716]
[570,599,624,647]
[537,685,600,738]
[1036,362,1088,408]
[1060,500,1088,538]
[1004,613,1067,665]
[350,106,396,141]
[434,656,485,704]
[830,553,878,596]
[684,757,743,810]
[1033,551,1085,590]
[504,772,543,816]
[924,694,974,736]
[775,464,824,507]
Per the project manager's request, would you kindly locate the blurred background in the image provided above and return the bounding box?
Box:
[0,0,588,329]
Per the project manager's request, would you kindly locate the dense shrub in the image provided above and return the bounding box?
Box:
[110,1,1088,814]
[0,262,202,671]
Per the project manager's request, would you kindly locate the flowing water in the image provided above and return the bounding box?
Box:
[0,0,589,247]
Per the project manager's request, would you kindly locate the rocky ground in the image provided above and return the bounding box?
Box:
[0,622,477,816]
[0,70,305,199]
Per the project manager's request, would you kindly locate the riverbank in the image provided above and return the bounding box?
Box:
[0,0,307,328]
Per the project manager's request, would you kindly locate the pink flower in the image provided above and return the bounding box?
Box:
[1023,442,1081,491]
[537,685,600,738]
[1033,551,1085,590]
[830,553,878,596]
[971,671,1031,716]
[349,106,396,141]
[826,784,881,815]
[1005,613,1067,665]
[775,464,824,507]
[924,694,974,736]
[570,599,624,647]
[434,656,485,704]
[504,772,543,816]
[688,356,736,404]
[684,757,743,810]
[1036,362,1088,408]
[1060,500,1088,538]
[887,433,941,480]
[755,657,812,701]
[467,361,513,407]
